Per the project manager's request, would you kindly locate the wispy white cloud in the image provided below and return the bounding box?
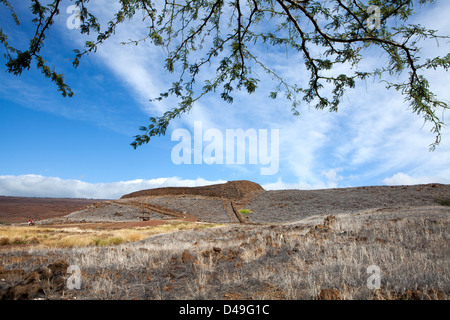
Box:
[0,175,226,199]
[262,167,344,191]
[1,172,446,200]
[262,178,327,191]
[383,172,450,186]
[5,1,449,191]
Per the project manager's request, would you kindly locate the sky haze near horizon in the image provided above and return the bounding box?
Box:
[0,0,449,199]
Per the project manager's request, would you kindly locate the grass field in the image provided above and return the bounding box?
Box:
[0,221,220,248]
[1,207,448,300]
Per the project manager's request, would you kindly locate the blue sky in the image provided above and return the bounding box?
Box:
[1,0,449,199]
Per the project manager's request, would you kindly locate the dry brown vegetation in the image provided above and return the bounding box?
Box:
[0,221,218,248]
[1,206,448,300]
[0,182,449,300]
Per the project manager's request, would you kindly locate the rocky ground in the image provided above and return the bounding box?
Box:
[0,182,449,300]
[62,183,450,224]
[246,183,450,223]
[1,206,449,300]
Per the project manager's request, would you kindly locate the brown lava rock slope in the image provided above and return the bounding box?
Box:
[64,180,265,224]
[65,181,450,225]
[121,180,264,200]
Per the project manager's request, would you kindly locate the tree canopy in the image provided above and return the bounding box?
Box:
[1,0,449,150]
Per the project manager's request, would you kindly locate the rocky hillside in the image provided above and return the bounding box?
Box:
[120,180,264,200]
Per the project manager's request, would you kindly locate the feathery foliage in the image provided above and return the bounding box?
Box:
[1,0,448,150]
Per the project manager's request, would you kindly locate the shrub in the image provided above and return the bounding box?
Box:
[435,198,450,206]
[11,237,27,245]
[107,237,124,246]
[94,236,124,246]
[239,209,253,214]
[0,237,10,246]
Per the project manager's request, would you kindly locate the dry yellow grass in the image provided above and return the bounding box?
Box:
[0,208,448,300]
[0,221,220,248]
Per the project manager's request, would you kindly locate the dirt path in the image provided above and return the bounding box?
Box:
[39,220,172,230]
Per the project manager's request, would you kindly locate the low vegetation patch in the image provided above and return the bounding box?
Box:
[0,221,220,248]
[434,198,450,206]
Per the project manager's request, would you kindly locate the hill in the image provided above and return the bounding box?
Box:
[120,180,265,200]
